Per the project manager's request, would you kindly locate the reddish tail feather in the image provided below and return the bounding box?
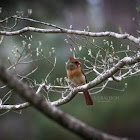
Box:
[83,90,93,106]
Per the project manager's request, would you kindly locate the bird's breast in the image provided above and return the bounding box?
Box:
[67,68,86,85]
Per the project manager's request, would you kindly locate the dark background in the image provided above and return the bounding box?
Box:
[0,0,140,140]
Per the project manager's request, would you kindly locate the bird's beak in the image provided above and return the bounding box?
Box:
[78,62,82,65]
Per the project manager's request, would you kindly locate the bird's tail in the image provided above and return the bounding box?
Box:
[83,90,93,106]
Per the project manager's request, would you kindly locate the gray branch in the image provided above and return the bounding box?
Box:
[0,64,130,140]
[0,27,139,44]
[0,54,140,110]
[0,102,30,110]
[52,56,140,106]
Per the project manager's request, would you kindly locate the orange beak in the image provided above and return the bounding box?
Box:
[78,62,82,65]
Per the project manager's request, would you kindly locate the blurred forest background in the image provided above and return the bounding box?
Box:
[0,0,140,140]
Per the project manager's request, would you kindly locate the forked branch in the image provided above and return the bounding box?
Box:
[0,64,131,140]
[0,17,139,44]
[0,54,139,109]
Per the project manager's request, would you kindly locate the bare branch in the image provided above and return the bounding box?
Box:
[0,16,139,118]
[0,13,139,140]
[52,55,140,106]
[0,102,30,110]
[0,64,130,140]
[0,54,139,110]
[0,26,139,44]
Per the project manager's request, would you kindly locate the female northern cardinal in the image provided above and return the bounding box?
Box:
[66,57,93,106]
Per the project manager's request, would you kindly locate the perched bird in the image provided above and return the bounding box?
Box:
[66,57,93,106]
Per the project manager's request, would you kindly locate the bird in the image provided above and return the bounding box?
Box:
[66,57,93,106]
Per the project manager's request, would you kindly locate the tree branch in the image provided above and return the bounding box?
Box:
[52,55,140,106]
[0,64,131,140]
[0,54,140,110]
[0,26,139,44]
[0,102,30,110]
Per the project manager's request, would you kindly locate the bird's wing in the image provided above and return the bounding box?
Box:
[81,69,88,83]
